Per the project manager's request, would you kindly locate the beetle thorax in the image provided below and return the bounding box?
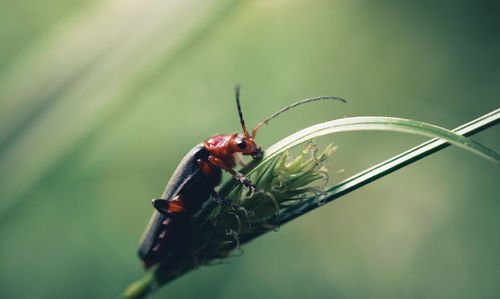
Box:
[204,134,233,150]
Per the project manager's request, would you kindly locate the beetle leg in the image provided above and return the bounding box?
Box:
[211,191,253,228]
[237,153,247,166]
[234,172,256,193]
[211,190,239,213]
[208,155,256,192]
[152,195,187,215]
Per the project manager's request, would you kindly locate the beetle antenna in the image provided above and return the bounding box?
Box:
[252,96,346,138]
[235,85,251,139]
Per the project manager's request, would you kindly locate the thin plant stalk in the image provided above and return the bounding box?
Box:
[277,108,500,227]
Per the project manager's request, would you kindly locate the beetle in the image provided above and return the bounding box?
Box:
[138,86,345,269]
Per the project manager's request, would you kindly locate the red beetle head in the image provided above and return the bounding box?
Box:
[231,134,262,159]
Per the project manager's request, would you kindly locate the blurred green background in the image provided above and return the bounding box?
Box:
[1,0,499,298]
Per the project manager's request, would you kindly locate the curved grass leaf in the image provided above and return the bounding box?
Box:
[264,108,500,228]
[220,113,500,197]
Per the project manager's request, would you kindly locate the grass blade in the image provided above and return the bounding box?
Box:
[254,108,500,231]
[220,111,500,197]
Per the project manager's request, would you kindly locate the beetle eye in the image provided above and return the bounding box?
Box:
[236,139,247,149]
